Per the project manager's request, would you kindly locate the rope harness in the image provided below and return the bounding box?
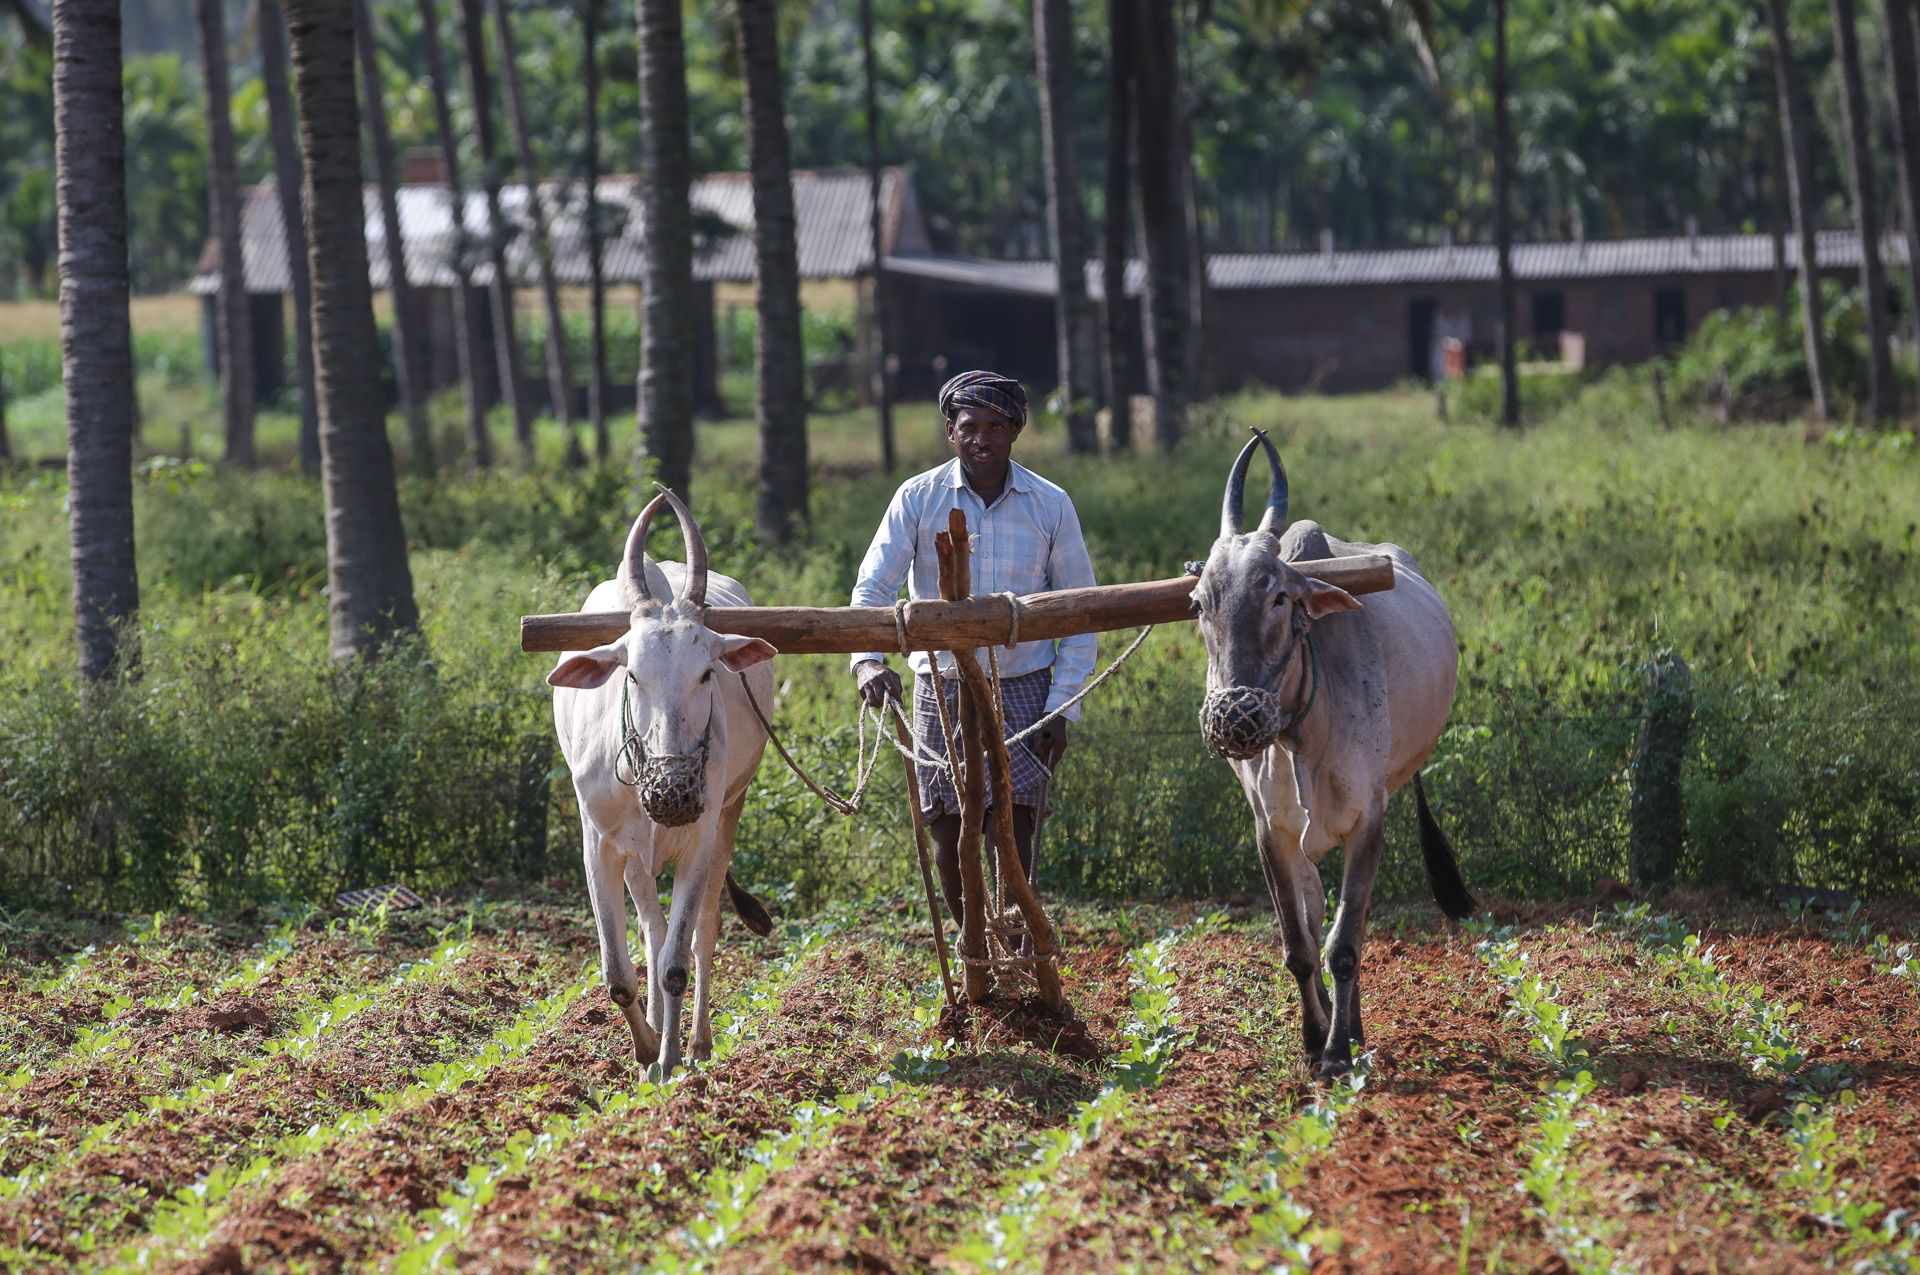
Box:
[1197,615,1320,761]
[616,676,711,827]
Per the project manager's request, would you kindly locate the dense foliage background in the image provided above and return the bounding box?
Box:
[2,380,1914,912]
[0,0,1887,296]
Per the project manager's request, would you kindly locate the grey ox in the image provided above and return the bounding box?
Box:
[1193,430,1476,1079]
[547,487,779,1075]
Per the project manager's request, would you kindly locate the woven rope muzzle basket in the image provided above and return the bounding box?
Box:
[1199,684,1287,760]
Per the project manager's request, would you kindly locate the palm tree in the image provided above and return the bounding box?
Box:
[1100,0,1134,449]
[582,0,610,460]
[861,0,895,473]
[637,0,696,496]
[1831,0,1893,423]
[493,0,582,464]
[415,0,493,466]
[735,0,808,541]
[1884,0,1920,420]
[1493,0,1518,427]
[196,0,255,465]
[1034,0,1098,454]
[1132,0,1190,450]
[283,0,419,657]
[458,0,532,457]
[1764,0,1832,421]
[53,0,140,680]
[354,0,435,474]
[258,0,321,472]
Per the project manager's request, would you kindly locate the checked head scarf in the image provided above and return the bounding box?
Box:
[938,369,1028,430]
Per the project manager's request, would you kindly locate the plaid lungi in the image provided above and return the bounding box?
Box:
[912,668,1053,820]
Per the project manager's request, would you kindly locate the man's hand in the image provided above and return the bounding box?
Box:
[1033,719,1069,772]
[855,659,905,711]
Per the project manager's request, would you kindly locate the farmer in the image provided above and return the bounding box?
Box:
[849,369,1098,925]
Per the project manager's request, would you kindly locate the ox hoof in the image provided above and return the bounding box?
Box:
[631,1022,661,1067]
[1315,1053,1354,1082]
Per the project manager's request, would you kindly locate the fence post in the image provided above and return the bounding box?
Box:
[1630,650,1692,889]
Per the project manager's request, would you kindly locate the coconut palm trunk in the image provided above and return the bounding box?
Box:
[458,0,531,457]
[1493,0,1518,428]
[283,0,419,658]
[54,0,139,680]
[735,0,808,541]
[415,0,492,466]
[259,0,321,471]
[583,0,609,460]
[1885,0,1920,408]
[493,0,581,464]
[195,0,255,466]
[860,0,894,472]
[1101,0,1134,448]
[636,0,696,496]
[354,0,435,474]
[1132,0,1189,450]
[1764,0,1833,421]
[1034,0,1098,453]
[1832,0,1894,423]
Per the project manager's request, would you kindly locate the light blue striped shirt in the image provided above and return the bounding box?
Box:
[850,458,1099,719]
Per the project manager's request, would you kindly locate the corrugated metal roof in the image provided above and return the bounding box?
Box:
[885,231,1884,301]
[1203,230,1902,289]
[192,168,919,295]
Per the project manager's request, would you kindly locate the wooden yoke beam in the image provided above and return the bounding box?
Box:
[519,553,1396,654]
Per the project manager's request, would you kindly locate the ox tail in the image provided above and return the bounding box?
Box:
[725,871,776,937]
[1414,774,1478,920]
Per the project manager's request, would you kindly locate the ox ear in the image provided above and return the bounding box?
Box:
[715,635,779,673]
[547,641,629,690]
[1301,581,1362,619]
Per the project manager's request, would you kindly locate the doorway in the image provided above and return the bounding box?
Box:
[1409,297,1438,381]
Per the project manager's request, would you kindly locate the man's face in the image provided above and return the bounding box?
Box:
[946,406,1021,481]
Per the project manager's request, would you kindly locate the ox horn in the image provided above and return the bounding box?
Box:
[1253,428,1289,534]
[622,491,672,610]
[653,482,709,609]
[1220,433,1262,538]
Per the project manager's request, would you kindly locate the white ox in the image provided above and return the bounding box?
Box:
[1192,430,1477,1080]
[547,487,778,1074]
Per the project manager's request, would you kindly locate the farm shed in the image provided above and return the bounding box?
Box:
[189,163,930,412]
[881,228,1900,396]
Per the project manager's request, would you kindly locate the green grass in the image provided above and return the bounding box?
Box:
[1,371,1916,911]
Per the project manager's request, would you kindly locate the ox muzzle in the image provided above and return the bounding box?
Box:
[1199,684,1290,760]
[616,679,711,827]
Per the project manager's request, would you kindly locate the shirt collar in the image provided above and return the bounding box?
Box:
[943,458,1035,497]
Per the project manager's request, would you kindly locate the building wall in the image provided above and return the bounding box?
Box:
[1208,269,1832,393]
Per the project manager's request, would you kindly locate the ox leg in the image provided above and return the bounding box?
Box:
[689,799,744,1061]
[628,862,670,1048]
[656,841,721,1078]
[1256,822,1332,1068]
[1319,805,1386,1080]
[586,826,660,1067]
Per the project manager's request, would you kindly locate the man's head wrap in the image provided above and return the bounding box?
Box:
[939,370,1028,429]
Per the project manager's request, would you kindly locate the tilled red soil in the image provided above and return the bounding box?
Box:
[2,892,1918,1272]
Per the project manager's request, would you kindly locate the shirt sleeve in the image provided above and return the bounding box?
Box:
[848,482,918,671]
[1041,494,1099,720]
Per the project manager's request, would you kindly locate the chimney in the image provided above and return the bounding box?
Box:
[1320,226,1334,262]
[1686,214,1699,256]
[402,148,446,186]
[1441,224,1453,259]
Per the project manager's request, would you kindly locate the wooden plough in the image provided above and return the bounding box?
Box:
[520,514,1395,1016]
